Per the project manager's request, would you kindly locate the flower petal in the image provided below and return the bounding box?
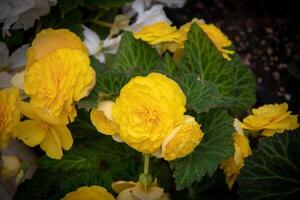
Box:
[52,124,73,150]
[112,181,136,193]
[14,120,47,147]
[40,129,63,159]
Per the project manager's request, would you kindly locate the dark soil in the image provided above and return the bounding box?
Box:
[166,0,300,114]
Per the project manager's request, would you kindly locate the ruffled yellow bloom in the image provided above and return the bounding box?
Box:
[177,18,234,60]
[113,73,186,153]
[0,87,20,149]
[0,155,21,180]
[61,185,115,200]
[26,29,88,67]
[241,103,299,137]
[220,119,252,189]
[133,22,181,53]
[161,115,203,161]
[13,102,73,159]
[90,100,119,135]
[112,180,170,200]
[24,49,95,122]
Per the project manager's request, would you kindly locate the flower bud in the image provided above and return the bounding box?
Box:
[1,155,21,180]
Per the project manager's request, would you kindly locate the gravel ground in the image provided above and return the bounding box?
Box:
[166,0,300,114]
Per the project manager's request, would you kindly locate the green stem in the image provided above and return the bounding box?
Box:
[144,154,150,174]
[85,19,112,28]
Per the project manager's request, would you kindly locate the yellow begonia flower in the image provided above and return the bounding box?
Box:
[161,115,204,161]
[0,155,21,180]
[112,73,186,154]
[61,185,115,200]
[24,48,95,122]
[0,87,20,149]
[13,102,73,159]
[112,180,170,200]
[26,29,88,67]
[133,22,181,53]
[90,100,119,135]
[241,103,299,137]
[177,18,234,60]
[220,119,252,189]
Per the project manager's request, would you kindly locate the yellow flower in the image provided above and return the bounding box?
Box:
[112,180,170,200]
[0,155,21,180]
[90,100,119,135]
[133,22,181,53]
[220,119,252,189]
[0,87,20,149]
[61,185,115,200]
[161,115,203,161]
[113,73,186,154]
[26,29,88,67]
[177,18,234,60]
[241,103,299,137]
[24,48,95,122]
[13,102,73,159]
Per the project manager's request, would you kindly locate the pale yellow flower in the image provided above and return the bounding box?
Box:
[24,48,95,122]
[112,180,170,200]
[177,18,234,60]
[61,185,115,200]
[220,119,252,189]
[133,22,181,53]
[241,103,299,137]
[161,115,203,161]
[13,102,73,159]
[26,29,88,67]
[113,73,186,153]
[0,87,20,149]
[0,155,21,180]
[90,100,119,135]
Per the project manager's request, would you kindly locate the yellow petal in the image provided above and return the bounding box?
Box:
[14,120,47,147]
[18,101,68,124]
[52,125,73,150]
[17,101,40,120]
[40,129,63,159]
[112,181,136,193]
[132,182,165,200]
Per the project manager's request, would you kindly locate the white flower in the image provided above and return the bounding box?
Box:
[125,4,172,32]
[0,0,57,36]
[155,0,187,8]
[122,0,186,19]
[82,25,121,63]
[0,72,13,88]
[0,42,28,89]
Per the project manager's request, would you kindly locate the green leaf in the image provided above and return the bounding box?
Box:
[178,74,221,113]
[112,32,161,73]
[38,135,141,180]
[170,109,234,190]
[159,53,178,76]
[58,0,83,17]
[173,170,238,200]
[68,109,99,139]
[38,141,101,172]
[78,72,131,109]
[238,131,300,200]
[13,169,64,200]
[229,55,256,114]
[179,24,256,114]
[40,8,84,38]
